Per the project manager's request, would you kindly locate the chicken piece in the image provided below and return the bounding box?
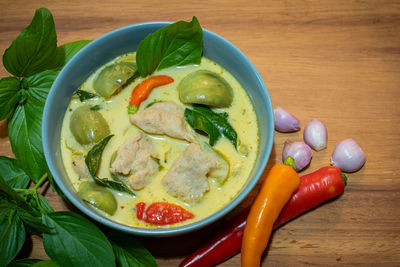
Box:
[162,143,217,203]
[130,101,195,142]
[71,156,90,179]
[110,133,159,190]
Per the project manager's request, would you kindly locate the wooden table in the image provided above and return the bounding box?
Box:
[1,0,399,266]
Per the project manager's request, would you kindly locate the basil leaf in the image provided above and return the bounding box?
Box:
[0,156,30,189]
[109,232,157,267]
[2,8,58,77]
[184,106,237,148]
[31,260,60,267]
[17,209,50,234]
[7,258,41,267]
[42,211,115,267]
[8,70,58,182]
[0,77,20,120]
[93,176,135,196]
[0,177,37,214]
[90,104,102,111]
[0,210,26,267]
[136,16,202,77]
[52,40,92,69]
[73,89,98,102]
[85,135,113,176]
[16,189,54,214]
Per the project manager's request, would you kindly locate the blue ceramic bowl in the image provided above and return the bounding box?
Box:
[42,22,274,236]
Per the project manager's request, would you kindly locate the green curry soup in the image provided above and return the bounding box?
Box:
[60,53,259,228]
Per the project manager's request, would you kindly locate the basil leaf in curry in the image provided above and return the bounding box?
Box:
[184,106,238,148]
[8,70,58,182]
[2,8,58,77]
[74,89,98,102]
[93,176,135,196]
[0,210,26,267]
[136,16,203,77]
[85,135,114,176]
[42,211,116,267]
[85,135,135,195]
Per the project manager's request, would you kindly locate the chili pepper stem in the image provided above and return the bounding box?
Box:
[283,156,296,170]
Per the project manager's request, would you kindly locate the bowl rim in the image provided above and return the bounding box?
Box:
[42,21,274,236]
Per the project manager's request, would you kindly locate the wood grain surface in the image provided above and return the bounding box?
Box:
[1,0,400,266]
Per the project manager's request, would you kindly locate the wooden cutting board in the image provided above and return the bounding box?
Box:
[1,0,399,266]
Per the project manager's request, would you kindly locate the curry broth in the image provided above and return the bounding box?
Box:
[60,53,259,228]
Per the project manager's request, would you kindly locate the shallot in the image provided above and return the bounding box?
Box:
[331,139,366,172]
[274,107,300,133]
[282,141,312,171]
[303,118,327,151]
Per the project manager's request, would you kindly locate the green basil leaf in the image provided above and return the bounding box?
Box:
[8,70,58,182]
[109,232,157,267]
[90,104,102,111]
[31,260,60,267]
[73,89,98,102]
[52,40,92,69]
[0,177,37,214]
[7,258,41,267]
[136,16,202,77]
[2,8,58,77]
[42,211,115,267]
[17,209,50,234]
[0,77,20,120]
[93,176,135,196]
[16,188,54,214]
[184,106,237,148]
[85,135,113,176]
[0,156,30,189]
[0,210,26,267]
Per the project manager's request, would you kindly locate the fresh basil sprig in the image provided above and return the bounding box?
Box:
[136,16,203,77]
[185,105,238,148]
[1,8,90,183]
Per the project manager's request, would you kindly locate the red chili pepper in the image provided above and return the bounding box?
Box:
[128,75,174,114]
[179,166,346,267]
[136,202,194,225]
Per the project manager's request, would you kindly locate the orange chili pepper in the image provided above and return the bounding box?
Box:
[128,75,174,114]
[241,163,300,267]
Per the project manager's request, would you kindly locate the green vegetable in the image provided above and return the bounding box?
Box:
[93,62,137,98]
[0,210,25,267]
[73,89,98,102]
[0,156,30,189]
[184,106,238,148]
[42,211,116,267]
[109,231,158,267]
[136,16,202,77]
[178,70,233,107]
[78,182,117,215]
[70,105,111,145]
